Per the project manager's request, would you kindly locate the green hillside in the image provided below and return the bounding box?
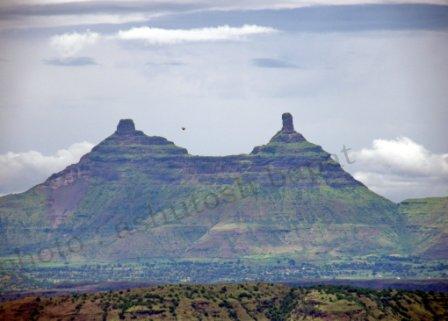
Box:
[400,196,448,259]
[2,283,448,321]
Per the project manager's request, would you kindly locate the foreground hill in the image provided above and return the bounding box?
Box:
[2,283,448,321]
[0,113,405,263]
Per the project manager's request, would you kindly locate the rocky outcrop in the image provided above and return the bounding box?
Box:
[281,112,295,133]
[116,119,136,135]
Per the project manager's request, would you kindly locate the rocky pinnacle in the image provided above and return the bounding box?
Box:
[281,113,294,133]
[116,119,136,135]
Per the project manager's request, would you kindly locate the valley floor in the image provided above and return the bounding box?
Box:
[1,256,447,292]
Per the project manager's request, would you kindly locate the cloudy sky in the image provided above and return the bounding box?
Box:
[0,0,447,201]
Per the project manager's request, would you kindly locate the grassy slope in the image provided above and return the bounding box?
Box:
[1,283,448,321]
[399,196,448,259]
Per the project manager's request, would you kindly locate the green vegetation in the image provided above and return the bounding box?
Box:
[2,283,448,321]
[399,196,448,259]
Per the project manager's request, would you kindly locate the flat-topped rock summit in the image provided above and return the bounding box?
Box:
[116,118,137,135]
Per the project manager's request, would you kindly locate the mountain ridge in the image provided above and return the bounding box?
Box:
[0,113,445,267]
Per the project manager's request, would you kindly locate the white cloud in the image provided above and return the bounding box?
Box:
[47,25,275,56]
[116,25,277,45]
[350,137,448,201]
[0,142,93,195]
[50,30,100,56]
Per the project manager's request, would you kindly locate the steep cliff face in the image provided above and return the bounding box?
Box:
[0,114,411,262]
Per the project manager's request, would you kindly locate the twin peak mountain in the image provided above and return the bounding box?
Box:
[0,113,439,261]
[96,113,320,160]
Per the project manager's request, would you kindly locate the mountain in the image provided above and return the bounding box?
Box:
[0,113,443,265]
[399,196,448,259]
